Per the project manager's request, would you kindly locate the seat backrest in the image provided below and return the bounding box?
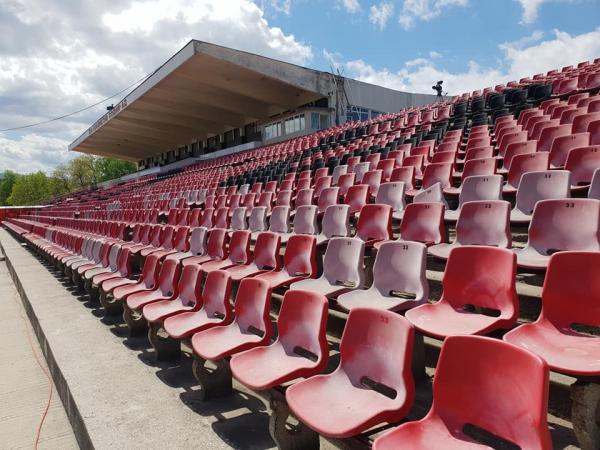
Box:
[455,200,511,247]
[353,162,371,182]
[458,175,503,208]
[337,173,356,197]
[159,225,176,249]
[242,193,257,208]
[214,207,230,229]
[390,166,415,189]
[228,230,251,264]
[412,182,448,207]
[432,335,551,449]
[277,290,328,370]
[332,165,348,185]
[375,181,406,212]
[542,251,600,328]
[460,157,496,181]
[107,244,121,271]
[422,162,452,190]
[187,209,201,227]
[276,190,293,207]
[253,232,281,270]
[321,204,351,239]
[293,205,318,235]
[590,168,600,199]
[527,199,600,254]
[149,225,162,247]
[314,176,332,196]
[116,247,131,277]
[322,237,365,288]
[356,204,392,242]
[506,152,549,190]
[269,206,290,233]
[564,145,600,186]
[399,202,445,245]
[537,123,572,152]
[157,258,180,296]
[206,228,228,259]
[231,207,248,231]
[503,140,537,170]
[295,188,314,207]
[248,206,268,232]
[140,254,161,289]
[317,187,339,213]
[200,208,214,228]
[515,170,571,215]
[283,235,317,278]
[189,227,208,256]
[201,270,233,319]
[234,278,273,339]
[549,132,591,167]
[344,184,369,214]
[572,112,600,134]
[373,241,428,302]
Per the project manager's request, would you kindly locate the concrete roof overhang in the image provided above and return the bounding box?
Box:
[69,40,334,160]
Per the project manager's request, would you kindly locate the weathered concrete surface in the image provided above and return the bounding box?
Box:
[0,259,78,450]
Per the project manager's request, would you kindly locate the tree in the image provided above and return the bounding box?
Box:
[0,170,18,206]
[7,171,53,206]
[68,155,97,188]
[94,157,137,182]
[51,163,72,193]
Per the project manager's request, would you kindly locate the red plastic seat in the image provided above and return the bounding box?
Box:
[537,123,571,153]
[163,270,232,339]
[110,254,161,302]
[201,230,251,274]
[505,251,600,376]
[225,231,281,281]
[254,234,316,288]
[182,228,228,267]
[396,202,445,246]
[126,258,180,311]
[344,184,369,214]
[286,308,415,438]
[362,169,383,197]
[406,246,518,338]
[373,336,552,450]
[317,187,339,214]
[92,247,131,289]
[408,162,452,196]
[502,152,549,194]
[549,132,590,168]
[230,289,328,390]
[514,198,600,269]
[295,188,314,208]
[191,278,272,361]
[355,204,392,246]
[564,145,600,190]
[142,264,203,324]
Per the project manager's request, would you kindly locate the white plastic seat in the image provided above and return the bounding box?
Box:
[444,175,503,221]
[394,182,448,220]
[375,182,406,215]
[510,170,571,224]
[316,204,351,245]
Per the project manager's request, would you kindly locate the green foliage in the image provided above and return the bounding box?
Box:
[0,170,18,206]
[5,156,137,206]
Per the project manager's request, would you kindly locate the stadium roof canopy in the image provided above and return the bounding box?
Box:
[69,40,336,161]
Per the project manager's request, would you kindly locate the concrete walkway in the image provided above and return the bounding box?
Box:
[0,256,78,450]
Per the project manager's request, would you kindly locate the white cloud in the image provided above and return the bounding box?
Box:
[429,50,442,59]
[269,0,293,15]
[0,0,313,173]
[337,0,361,13]
[398,0,469,30]
[340,27,600,95]
[369,2,394,30]
[516,0,545,24]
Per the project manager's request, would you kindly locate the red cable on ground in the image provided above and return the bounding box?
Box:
[11,291,54,450]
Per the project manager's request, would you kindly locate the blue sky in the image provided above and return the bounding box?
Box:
[0,0,599,173]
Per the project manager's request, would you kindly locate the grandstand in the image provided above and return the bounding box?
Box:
[1,45,600,450]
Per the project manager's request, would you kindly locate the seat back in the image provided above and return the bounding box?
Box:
[117,247,132,277]
[293,205,318,235]
[456,201,511,247]
[149,225,162,247]
[107,244,121,271]
[549,132,590,167]
[276,190,293,207]
[206,228,228,259]
[202,270,233,319]
[140,254,161,289]
[422,162,452,190]
[443,246,517,315]
[234,278,273,339]
[317,187,339,213]
[231,207,248,231]
[228,230,251,264]
[356,204,392,242]
[537,123,572,152]
[188,209,202,227]
[362,170,383,196]
[199,208,214,228]
[353,162,371,183]
[590,168,600,199]
[528,199,600,254]
[375,182,406,212]
[277,290,329,370]
[332,165,348,185]
[373,241,428,302]
[542,252,600,328]
[564,145,600,186]
[321,204,351,239]
[295,188,314,208]
[189,227,208,256]
[503,140,537,170]
[399,202,445,245]
[214,207,230,229]
[506,152,549,190]
[390,166,415,189]
[344,184,369,214]
[337,173,356,197]
[283,235,317,278]
[269,206,290,234]
[458,175,503,208]
[432,336,551,449]
[157,258,181,296]
[515,170,571,215]
[323,237,365,288]
[314,176,332,197]
[159,225,176,250]
[253,232,282,270]
[248,206,268,232]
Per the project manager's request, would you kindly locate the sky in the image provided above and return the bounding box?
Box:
[0,0,599,173]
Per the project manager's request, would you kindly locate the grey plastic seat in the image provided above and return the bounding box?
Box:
[84,244,121,281]
[238,184,250,196]
[590,168,600,199]
[394,182,448,220]
[375,182,406,215]
[514,198,600,269]
[292,205,318,236]
[332,164,348,185]
[291,237,365,297]
[337,241,429,312]
[166,226,208,262]
[316,204,351,245]
[444,175,503,221]
[353,162,371,183]
[511,170,571,223]
[430,200,511,260]
[248,206,268,234]
[269,206,291,234]
[502,152,549,194]
[230,207,248,231]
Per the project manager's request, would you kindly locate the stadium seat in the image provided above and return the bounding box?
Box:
[502,152,550,194]
[254,234,316,288]
[564,145,600,190]
[289,205,318,236]
[431,200,512,260]
[406,246,518,338]
[375,181,406,217]
[394,182,448,220]
[548,132,590,168]
[286,308,415,438]
[337,241,428,311]
[514,198,600,269]
[355,204,392,246]
[290,237,365,297]
[225,231,281,281]
[163,270,233,340]
[201,230,251,274]
[248,206,268,233]
[444,175,503,221]
[408,162,452,197]
[316,204,351,245]
[317,187,339,215]
[230,289,329,390]
[182,228,228,267]
[344,184,369,215]
[91,247,131,291]
[510,170,571,223]
[373,336,552,450]
[497,140,537,175]
[125,258,181,312]
[109,254,162,306]
[537,123,572,153]
[230,207,248,231]
[267,206,290,235]
[396,202,446,246]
